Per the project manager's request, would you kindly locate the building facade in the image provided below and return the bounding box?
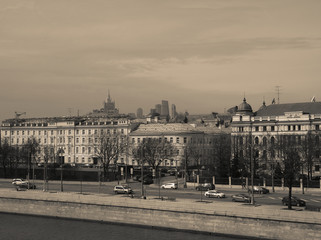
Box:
[0,117,136,166]
[231,98,321,177]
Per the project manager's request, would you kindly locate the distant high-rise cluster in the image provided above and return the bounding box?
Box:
[136,108,143,118]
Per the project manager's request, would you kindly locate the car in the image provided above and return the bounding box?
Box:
[232,194,251,203]
[113,185,133,194]
[282,196,306,207]
[248,186,269,194]
[195,183,215,191]
[204,190,225,198]
[12,178,27,185]
[12,179,36,189]
[161,183,178,189]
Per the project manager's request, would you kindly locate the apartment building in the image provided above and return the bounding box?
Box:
[231,98,321,177]
[0,116,136,165]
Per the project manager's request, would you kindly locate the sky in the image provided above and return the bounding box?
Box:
[1,0,321,121]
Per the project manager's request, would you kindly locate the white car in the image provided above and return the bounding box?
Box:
[12,178,27,185]
[12,178,36,189]
[161,183,178,189]
[204,190,225,198]
[113,185,133,194]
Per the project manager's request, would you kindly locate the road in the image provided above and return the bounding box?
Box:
[2,176,321,208]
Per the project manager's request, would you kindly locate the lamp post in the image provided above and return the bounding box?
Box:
[58,148,65,192]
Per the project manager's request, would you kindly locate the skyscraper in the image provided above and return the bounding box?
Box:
[155,104,162,114]
[171,104,177,119]
[136,108,143,118]
[161,100,169,117]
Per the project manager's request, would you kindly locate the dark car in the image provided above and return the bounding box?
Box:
[248,186,269,194]
[232,194,251,203]
[282,196,306,207]
[195,183,215,191]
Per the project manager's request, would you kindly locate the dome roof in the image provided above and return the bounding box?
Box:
[237,98,253,113]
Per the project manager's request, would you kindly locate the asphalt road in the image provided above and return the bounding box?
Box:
[2,176,321,208]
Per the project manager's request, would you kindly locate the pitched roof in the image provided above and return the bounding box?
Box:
[255,102,321,116]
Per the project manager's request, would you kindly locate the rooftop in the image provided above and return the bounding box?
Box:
[255,102,321,116]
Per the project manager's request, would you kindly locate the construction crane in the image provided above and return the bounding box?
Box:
[15,112,26,119]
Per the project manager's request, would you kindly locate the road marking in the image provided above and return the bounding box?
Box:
[278,197,283,200]
[268,197,276,200]
[310,199,320,203]
[301,199,309,202]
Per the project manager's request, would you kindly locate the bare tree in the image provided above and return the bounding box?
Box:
[277,135,302,210]
[131,138,176,178]
[92,132,127,181]
[22,137,40,183]
[0,138,14,178]
[211,132,231,177]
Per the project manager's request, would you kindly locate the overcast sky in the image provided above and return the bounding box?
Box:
[1,0,321,121]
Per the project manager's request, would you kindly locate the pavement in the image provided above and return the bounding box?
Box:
[0,178,320,225]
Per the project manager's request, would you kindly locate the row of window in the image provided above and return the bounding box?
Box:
[3,128,126,136]
[236,124,320,133]
[131,136,206,144]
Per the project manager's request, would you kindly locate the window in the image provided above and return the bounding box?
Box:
[263,126,267,132]
[271,126,275,131]
[82,157,85,163]
[69,130,72,135]
[315,165,320,172]
[44,138,47,144]
[263,137,267,146]
[176,137,180,143]
[121,129,124,134]
[82,130,85,135]
[255,137,259,145]
[82,138,85,144]
[255,126,259,132]
[22,138,25,144]
[184,137,187,143]
[76,138,79,143]
[76,130,79,134]
[76,147,79,154]
[88,130,91,135]
[316,125,320,131]
[113,129,117,134]
[22,130,24,135]
[88,147,91,154]
[288,125,291,131]
[170,137,173,143]
[82,147,85,153]
[137,138,140,143]
[76,157,79,163]
[17,131,19,135]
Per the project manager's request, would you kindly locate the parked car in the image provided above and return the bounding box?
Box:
[232,194,251,203]
[195,183,215,191]
[113,185,133,194]
[248,186,269,194]
[282,196,306,207]
[161,183,178,189]
[204,190,225,198]
[12,179,36,189]
[12,178,26,185]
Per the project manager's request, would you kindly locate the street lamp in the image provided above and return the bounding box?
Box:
[58,148,65,192]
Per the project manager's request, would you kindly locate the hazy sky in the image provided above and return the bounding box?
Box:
[1,0,321,121]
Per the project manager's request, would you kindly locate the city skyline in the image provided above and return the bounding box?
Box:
[2,0,321,121]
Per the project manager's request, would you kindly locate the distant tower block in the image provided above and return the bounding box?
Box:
[136,108,143,118]
[171,104,177,119]
[161,100,169,116]
[155,104,161,114]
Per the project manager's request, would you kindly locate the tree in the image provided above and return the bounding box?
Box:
[131,137,176,178]
[92,132,127,181]
[22,137,40,182]
[277,135,302,210]
[211,133,231,177]
[0,138,14,178]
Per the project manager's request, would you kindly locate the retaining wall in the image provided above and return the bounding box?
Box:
[0,197,321,240]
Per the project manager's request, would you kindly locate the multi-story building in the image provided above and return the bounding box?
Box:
[231,98,321,177]
[0,116,137,166]
[129,123,230,168]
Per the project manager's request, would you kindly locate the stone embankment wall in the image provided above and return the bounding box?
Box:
[0,197,321,240]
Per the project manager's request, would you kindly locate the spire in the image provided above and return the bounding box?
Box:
[108,89,111,102]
